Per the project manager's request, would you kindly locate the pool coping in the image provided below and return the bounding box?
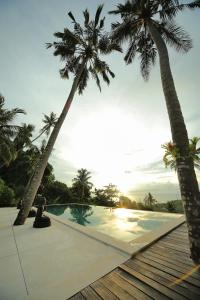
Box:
[44,210,186,256]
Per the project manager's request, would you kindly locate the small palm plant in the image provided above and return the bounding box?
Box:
[162,137,200,171]
[14,5,121,225]
[110,0,200,263]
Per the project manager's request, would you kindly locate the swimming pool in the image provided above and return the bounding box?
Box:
[47,204,183,243]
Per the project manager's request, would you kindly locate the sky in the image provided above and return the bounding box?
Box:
[0,0,200,202]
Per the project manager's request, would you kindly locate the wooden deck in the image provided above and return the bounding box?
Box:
[69,223,200,299]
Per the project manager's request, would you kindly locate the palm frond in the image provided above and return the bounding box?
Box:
[99,17,105,29]
[99,36,122,54]
[157,1,200,21]
[89,66,101,91]
[138,33,157,80]
[83,9,90,26]
[111,19,140,44]
[109,1,137,16]
[78,67,89,94]
[95,5,103,27]
[68,11,76,23]
[124,41,137,64]
[159,21,192,53]
[54,32,64,38]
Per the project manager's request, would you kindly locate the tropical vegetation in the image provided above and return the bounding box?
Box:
[110,0,200,263]
[162,137,200,170]
[14,5,122,226]
[1,1,200,263]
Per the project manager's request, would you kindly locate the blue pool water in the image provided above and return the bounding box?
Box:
[47,204,183,242]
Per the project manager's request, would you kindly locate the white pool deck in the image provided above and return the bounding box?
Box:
[0,207,185,300]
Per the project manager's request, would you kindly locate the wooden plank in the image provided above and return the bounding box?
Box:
[163,236,189,245]
[116,268,169,300]
[148,245,194,266]
[68,293,85,300]
[163,235,189,243]
[135,254,200,287]
[99,274,137,300]
[125,259,200,300]
[158,241,190,254]
[81,286,102,299]
[119,264,182,300]
[168,233,189,240]
[142,250,200,280]
[140,252,200,284]
[150,244,191,260]
[108,272,152,300]
[132,258,200,296]
[90,280,118,300]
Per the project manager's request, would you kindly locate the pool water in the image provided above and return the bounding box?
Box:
[47,204,183,243]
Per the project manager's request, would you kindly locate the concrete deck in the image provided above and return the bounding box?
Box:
[0,208,129,300]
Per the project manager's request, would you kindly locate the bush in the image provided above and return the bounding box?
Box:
[0,179,15,207]
[43,180,73,204]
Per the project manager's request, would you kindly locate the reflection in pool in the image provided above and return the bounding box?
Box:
[47,204,183,243]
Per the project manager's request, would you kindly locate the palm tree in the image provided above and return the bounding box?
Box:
[14,114,57,209]
[0,94,25,166]
[31,112,57,144]
[110,0,200,263]
[72,169,93,202]
[14,5,121,225]
[143,192,157,209]
[14,123,35,151]
[162,137,200,171]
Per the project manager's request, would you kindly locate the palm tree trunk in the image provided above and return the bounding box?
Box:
[147,20,200,263]
[14,60,86,225]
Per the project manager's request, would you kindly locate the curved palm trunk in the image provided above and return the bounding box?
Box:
[14,60,86,225]
[148,20,200,263]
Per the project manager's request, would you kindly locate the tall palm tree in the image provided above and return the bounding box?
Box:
[72,169,93,202]
[14,5,121,225]
[162,137,200,171]
[0,94,25,166]
[110,0,200,263]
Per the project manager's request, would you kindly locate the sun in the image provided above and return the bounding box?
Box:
[58,106,164,193]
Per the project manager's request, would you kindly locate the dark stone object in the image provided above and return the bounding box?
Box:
[33,195,51,228]
[28,208,37,218]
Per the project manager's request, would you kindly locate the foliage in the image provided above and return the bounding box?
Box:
[0,178,15,207]
[143,192,157,210]
[119,195,137,209]
[43,181,72,204]
[166,201,177,212]
[71,169,93,202]
[162,137,200,171]
[103,184,120,201]
[109,0,197,80]
[47,5,122,94]
[14,123,35,151]
[93,188,117,207]
[0,94,25,166]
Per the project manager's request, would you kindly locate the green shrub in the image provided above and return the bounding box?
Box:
[0,178,15,207]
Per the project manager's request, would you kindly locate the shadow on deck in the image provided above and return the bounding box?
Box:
[69,223,200,299]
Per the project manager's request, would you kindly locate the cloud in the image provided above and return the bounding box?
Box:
[128,181,181,203]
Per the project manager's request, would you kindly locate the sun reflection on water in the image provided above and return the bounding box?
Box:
[114,208,133,219]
